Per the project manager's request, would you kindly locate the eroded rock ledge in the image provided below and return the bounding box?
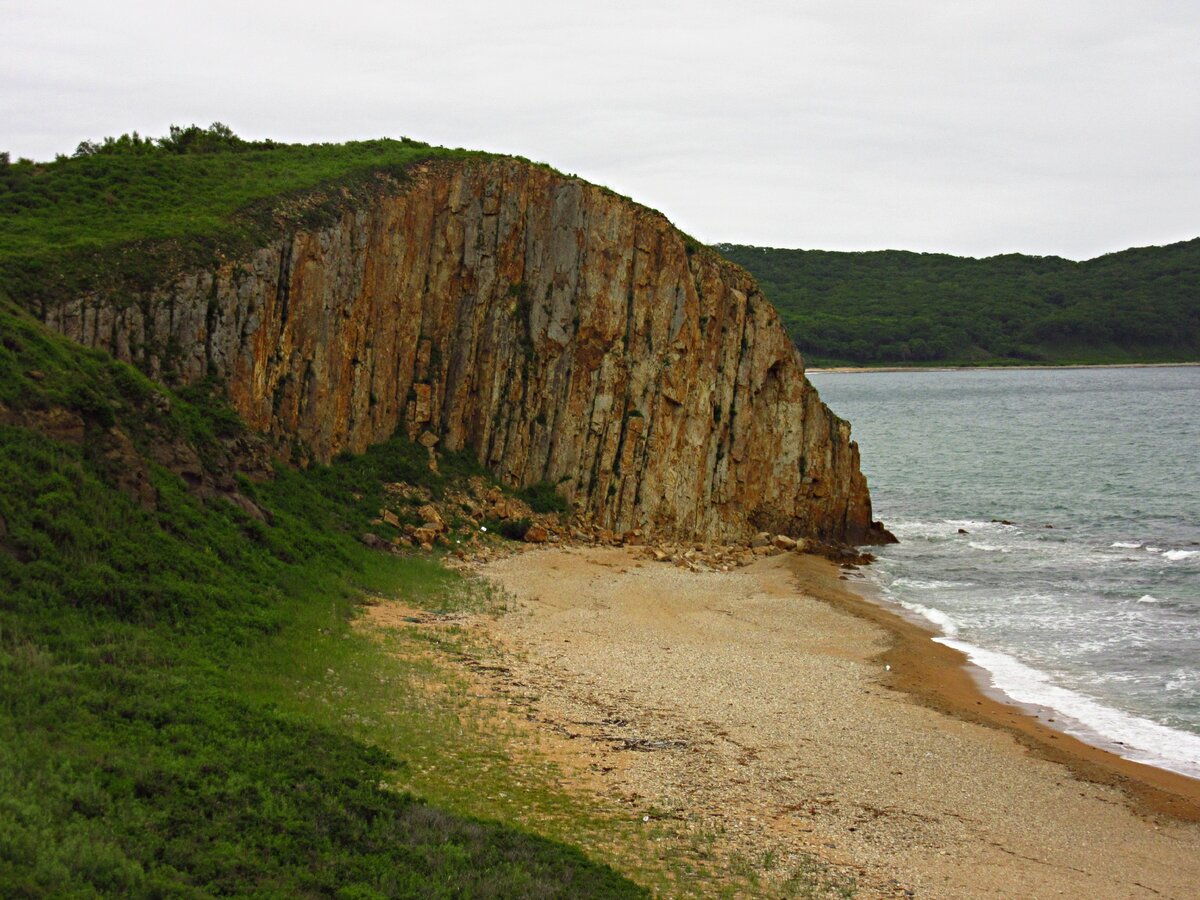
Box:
[41,158,889,544]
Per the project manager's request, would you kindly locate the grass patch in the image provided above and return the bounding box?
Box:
[0,126,497,308]
[0,299,643,897]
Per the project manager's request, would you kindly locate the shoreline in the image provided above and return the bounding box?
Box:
[469,544,1200,896]
[806,361,1200,374]
[794,555,1200,823]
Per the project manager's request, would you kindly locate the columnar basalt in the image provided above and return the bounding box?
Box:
[42,158,888,544]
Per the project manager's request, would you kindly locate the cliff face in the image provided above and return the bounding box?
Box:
[41,158,887,544]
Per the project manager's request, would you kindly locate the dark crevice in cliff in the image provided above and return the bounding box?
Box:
[203,279,219,377]
[276,237,293,329]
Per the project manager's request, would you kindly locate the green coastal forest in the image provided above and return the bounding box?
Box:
[716,241,1200,366]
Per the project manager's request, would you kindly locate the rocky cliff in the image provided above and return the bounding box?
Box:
[40,158,888,544]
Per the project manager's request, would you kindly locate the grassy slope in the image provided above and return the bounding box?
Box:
[716,242,1200,367]
[0,131,499,308]
[0,127,867,898]
[0,293,643,897]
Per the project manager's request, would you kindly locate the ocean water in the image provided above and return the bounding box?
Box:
[808,366,1200,779]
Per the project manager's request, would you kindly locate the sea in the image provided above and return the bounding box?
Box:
[808,366,1200,779]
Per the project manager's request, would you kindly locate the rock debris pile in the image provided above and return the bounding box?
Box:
[359,476,874,569]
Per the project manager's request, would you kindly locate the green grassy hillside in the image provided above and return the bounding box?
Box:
[0,292,644,897]
[0,125,869,897]
[716,241,1200,366]
[0,124,499,309]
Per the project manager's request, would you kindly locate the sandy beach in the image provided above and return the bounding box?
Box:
[457,545,1200,897]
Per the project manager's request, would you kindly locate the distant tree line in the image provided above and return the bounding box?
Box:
[716,242,1200,365]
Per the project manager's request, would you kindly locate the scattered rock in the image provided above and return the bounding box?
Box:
[149,438,205,487]
[225,492,268,522]
[523,524,550,543]
[750,532,771,549]
[360,532,388,550]
[773,534,798,551]
[412,526,440,546]
[873,520,899,544]
[2,405,87,444]
[417,504,443,527]
[99,426,157,510]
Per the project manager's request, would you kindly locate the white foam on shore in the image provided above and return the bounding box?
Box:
[895,600,960,637]
[1111,541,1142,549]
[1136,594,1161,604]
[934,636,1200,779]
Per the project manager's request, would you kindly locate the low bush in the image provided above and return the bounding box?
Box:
[517,480,569,515]
[482,516,532,540]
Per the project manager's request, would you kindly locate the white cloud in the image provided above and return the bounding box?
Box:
[2,0,1197,258]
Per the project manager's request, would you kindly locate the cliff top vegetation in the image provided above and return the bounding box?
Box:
[0,124,497,305]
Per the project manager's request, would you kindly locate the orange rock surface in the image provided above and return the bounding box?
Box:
[44,158,888,544]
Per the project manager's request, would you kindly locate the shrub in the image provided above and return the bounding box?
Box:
[516,480,568,515]
[482,517,531,540]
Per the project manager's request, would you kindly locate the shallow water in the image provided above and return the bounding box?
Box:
[809,366,1200,778]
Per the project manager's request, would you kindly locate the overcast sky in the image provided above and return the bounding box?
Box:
[3,1,1198,259]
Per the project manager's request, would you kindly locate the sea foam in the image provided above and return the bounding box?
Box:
[1164,549,1199,561]
[934,637,1200,779]
[895,600,959,637]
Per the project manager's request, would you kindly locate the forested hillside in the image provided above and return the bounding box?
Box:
[716,240,1200,366]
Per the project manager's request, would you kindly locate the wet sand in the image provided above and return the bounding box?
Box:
[805,563,1200,825]
[475,545,1200,898]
